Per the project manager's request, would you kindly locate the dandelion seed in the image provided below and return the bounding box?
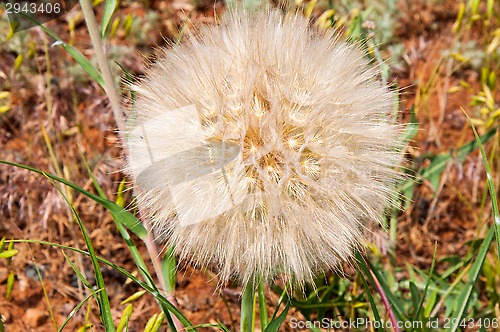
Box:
[126,11,403,286]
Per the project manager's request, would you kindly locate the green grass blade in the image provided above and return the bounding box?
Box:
[78,150,153,285]
[424,125,496,179]
[121,290,147,305]
[0,249,18,259]
[59,289,100,332]
[46,177,115,332]
[409,282,420,314]
[263,300,290,332]
[6,273,14,300]
[269,283,289,322]
[144,313,158,332]
[138,266,177,332]
[8,239,196,331]
[446,111,500,331]
[423,290,437,318]
[116,303,133,332]
[217,321,231,332]
[18,12,104,88]
[175,20,188,44]
[112,213,152,278]
[0,160,147,239]
[163,307,178,332]
[357,252,407,322]
[185,322,229,330]
[463,113,499,261]
[62,250,92,290]
[411,245,437,327]
[356,264,382,324]
[449,226,495,332]
[162,247,177,295]
[240,282,254,332]
[258,281,269,330]
[401,125,497,192]
[99,0,118,37]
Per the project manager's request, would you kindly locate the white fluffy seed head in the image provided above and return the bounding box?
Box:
[125,11,403,286]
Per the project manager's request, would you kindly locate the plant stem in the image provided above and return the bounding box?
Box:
[361,254,401,332]
[79,0,125,146]
[241,282,255,332]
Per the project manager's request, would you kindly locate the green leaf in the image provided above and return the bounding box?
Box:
[143,312,165,332]
[240,282,255,332]
[144,313,158,332]
[0,237,5,252]
[6,273,14,300]
[423,290,437,318]
[462,113,499,261]
[0,249,18,259]
[411,245,437,325]
[258,281,269,330]
[449,226,495,332]
[116,304,133,332]
[409,282,421,313]
[100,0,118,37]
[185,322,228,330]
[46,176,116,332]
[162,247,177,295]
[121,290,147,305]
[263,301,290,332]
[79,147,106,198]
[423,154,451,190]
[216,321,231,332]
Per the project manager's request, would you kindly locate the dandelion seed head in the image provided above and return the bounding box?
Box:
[126,11,403,286]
